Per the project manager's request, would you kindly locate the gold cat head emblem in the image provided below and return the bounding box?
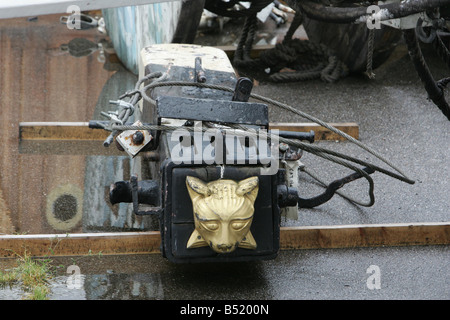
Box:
[185,176,259,253]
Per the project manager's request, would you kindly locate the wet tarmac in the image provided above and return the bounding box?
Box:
[0,10,449,301]
[0,245,448,301]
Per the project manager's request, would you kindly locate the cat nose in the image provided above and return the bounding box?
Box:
[216,244,234,252]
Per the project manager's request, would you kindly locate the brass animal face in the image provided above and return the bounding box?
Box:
[185,176,259,253]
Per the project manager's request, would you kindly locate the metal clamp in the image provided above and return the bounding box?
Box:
[100,111,123,128]
[130,175,162,216]
[98,99,135,130]
[60,13,99,30]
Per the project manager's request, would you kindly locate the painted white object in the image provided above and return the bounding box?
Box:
[0,0,179,19]
[139,43,235,76]
[280,160,301,220]
[102,2,183,74]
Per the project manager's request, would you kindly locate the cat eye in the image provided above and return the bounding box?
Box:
[230,220,250,231]
[200,221,219,231]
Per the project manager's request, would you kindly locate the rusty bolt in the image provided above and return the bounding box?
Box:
[132,131,144,145]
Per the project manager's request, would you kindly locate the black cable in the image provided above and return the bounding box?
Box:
[403,29,450,120]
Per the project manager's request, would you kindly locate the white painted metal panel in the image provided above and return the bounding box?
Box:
[0,0,179,19]
[103,2,184,74]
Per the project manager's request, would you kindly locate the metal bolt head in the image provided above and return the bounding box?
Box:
[132,131,145,145]
[279,143,289,152]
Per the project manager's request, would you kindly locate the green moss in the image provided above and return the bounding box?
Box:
[0,253,53,300]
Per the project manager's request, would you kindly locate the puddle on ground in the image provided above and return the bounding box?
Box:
[0,14,158,235]
[0,273,165,300]
[0,254,270,300]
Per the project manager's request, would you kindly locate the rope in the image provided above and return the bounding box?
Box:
[233,14,259,69]
[403,29,450,121]
[437,77,450,90]
[433,32,450,69]
[365,28,376,79]
[233,9,348,83]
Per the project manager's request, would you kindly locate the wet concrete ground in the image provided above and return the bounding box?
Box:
[1,244,447,300]
[0,11,449,301]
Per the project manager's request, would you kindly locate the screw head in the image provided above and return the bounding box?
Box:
[132,131,144,145]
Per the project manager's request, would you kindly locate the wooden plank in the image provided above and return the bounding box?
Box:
[280,222,450,250]
[19,122,358,141]
[19,122,109,141]
[18,140,124,156]
[215,44,275,60]
[0,232,161,258]
[1,222,448,258]
[270,122,359,141]
[0,0,178,19]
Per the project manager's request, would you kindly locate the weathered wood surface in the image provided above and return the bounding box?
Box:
[0,14,114,234]
[1,222,448,257]
[19,122,109,140]
[0,232,161,258]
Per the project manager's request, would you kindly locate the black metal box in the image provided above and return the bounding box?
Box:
[160,161,280,263]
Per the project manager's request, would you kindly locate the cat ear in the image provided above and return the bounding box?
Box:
[236,176,259,202]
[238,231,257,250]
[187,229,208,249]
[186,176,210,198]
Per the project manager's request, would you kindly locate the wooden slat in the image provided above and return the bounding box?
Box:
[0,232,161,258]
[1,222,448,258]
[19,122,109,141]
[18,140,123,156]
[216,44,275,60]
[270,122,359,141]
[280,222,450,250]
[19,122,358,141]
